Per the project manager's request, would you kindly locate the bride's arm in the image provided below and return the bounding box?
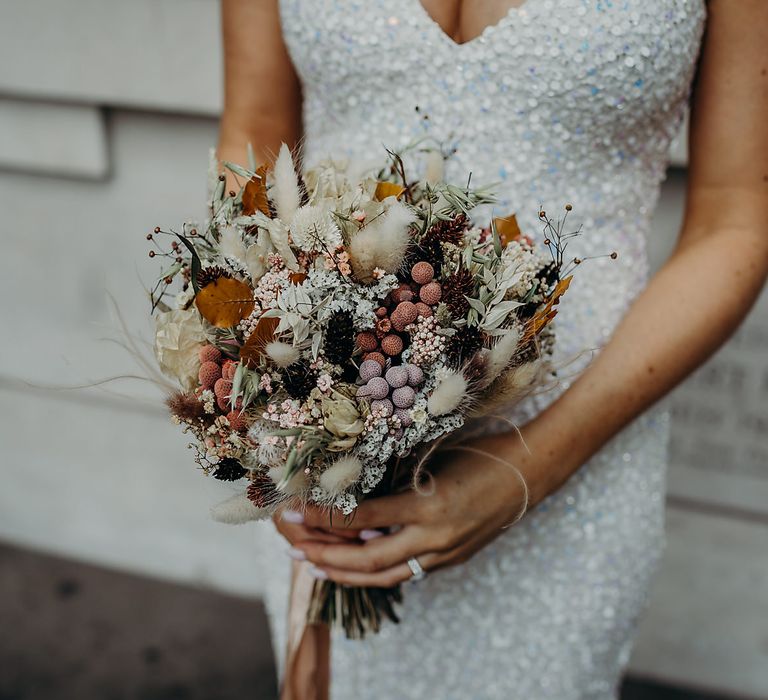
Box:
[287,0,768,586]
[217,0,302,189]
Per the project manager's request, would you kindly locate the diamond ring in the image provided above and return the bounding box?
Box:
[406,557,426,582]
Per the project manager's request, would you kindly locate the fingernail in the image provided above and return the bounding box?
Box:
[359,529,384,541]
[287,547,306,561]
[309,566,328,580]
[281,509,304,524]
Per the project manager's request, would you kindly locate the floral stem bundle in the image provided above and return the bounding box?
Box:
[147,143,582,637]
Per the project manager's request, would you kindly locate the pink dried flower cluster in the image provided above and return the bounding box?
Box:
[316,373,334,393]
[239,268,293,339]
[362,408,403,440]
[405,316,446,366]
[324,246,352,276]
[259,373,274,394]
[263,399,311,429]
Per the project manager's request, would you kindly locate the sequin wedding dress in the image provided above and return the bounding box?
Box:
[252,1,706,698]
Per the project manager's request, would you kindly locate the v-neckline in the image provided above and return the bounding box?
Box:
[413,0,533,49]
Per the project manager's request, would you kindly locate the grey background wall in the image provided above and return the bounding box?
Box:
[1,2,766,698]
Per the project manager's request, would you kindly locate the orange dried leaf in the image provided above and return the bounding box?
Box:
[195,278,255,328]
[289,272,308,285]
[239,316,279,368]
[242,165,270,216]
[374,181,405,201]
[550,275,572,304]
[493,214,522,247]
[524,275,573,341]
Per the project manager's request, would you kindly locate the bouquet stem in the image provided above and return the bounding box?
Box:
[308,580,403,639]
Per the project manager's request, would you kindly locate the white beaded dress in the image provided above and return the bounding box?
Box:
[254,1,707,698]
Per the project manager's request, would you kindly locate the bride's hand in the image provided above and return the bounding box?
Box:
[280,432,535,587]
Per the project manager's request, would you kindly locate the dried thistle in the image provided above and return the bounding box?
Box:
[422,213,468,246]
[442,267,475,317]
[166,390,206,423]
[196,265,230,289]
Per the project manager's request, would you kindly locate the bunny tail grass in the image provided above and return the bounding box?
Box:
[273,143,302,222]
[210,492,271,524]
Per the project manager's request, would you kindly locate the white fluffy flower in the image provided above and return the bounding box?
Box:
[319,455,364,496]
[153,307,206,391]
[210,492,270,524]
[289,204,342,253]
[486,327,522,384]
[428,370,469,416]
[219,225,247,263]
[265,341,300,368]
[272,143,302,222]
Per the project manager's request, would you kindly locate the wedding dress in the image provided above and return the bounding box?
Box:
[253,1,706,697]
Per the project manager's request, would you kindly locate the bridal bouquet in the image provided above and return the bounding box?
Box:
[146,144,576,637]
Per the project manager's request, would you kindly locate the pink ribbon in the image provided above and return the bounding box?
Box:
[280,560,330,700]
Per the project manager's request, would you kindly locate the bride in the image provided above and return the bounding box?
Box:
[217,1,767,698]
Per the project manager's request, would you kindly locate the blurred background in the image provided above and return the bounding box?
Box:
[1,2,767,699]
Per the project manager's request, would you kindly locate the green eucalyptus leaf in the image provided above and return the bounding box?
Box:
[222,160,256,180]
[231,362,245,409]
[491,220,503,257]
[466,297,485,314]
[174,234,202,293]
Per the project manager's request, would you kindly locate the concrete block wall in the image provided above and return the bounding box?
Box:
[0,2,766,697]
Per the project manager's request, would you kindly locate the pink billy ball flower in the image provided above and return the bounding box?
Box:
[381,334,404,357]
[359,359,383,382]
[199,361,222,389]
[390,283,415,304]
[394,407,413,427]
[392,385,416,409]
[356,383,372,398]
[419,281,443,306]
[214,379,234,410]
[356,331,379,352]
[226,410,247,432]
[411,261,435,285]
[384,365,409,389]
[221,360,238,381]
[199,345,222,365]
[366,376,390,400]
[363,351,387,368]
[371,398,394,417]
[404,363,425,386]
[391,301,418,331]
[414,302,433,318]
